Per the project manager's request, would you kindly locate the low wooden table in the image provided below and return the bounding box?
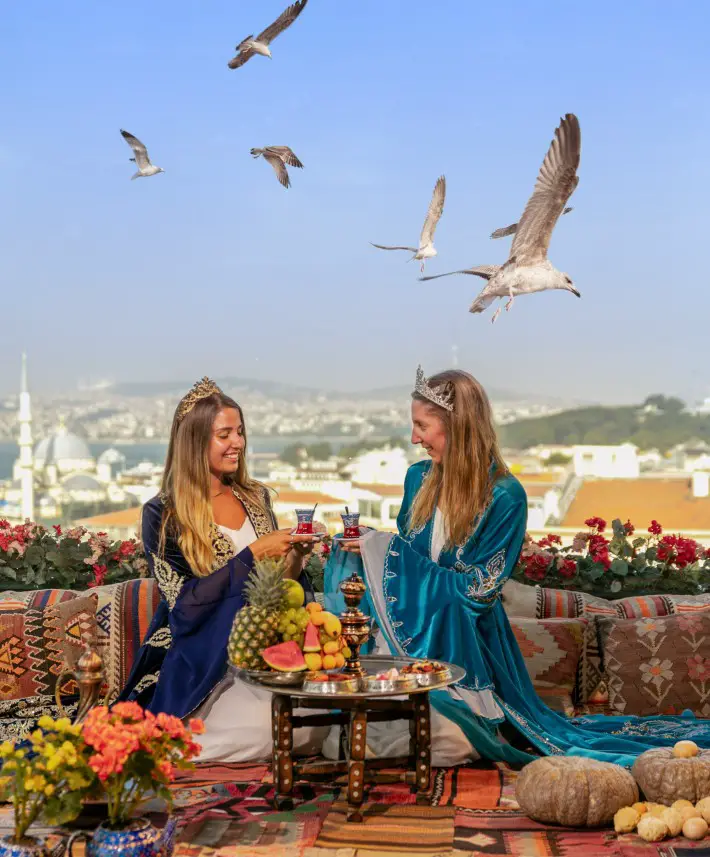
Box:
[234,655,465,822]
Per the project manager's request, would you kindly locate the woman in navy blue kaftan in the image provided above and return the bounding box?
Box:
[120,378,326,761]
[326,367,710,768]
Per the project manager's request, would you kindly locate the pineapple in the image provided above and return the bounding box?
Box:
[228,558,288,669]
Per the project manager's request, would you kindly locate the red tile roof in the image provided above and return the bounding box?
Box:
[562,478,710,532]
[76,507,141,527]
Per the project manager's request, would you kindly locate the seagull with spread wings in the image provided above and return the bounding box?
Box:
[371,176,446,273]
[251,146,304,189]
[490,206,573,240]
[420,114,581,323]
[120,130,164,180]
[228,0,308,69]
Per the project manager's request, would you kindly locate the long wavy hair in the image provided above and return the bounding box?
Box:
[409,369,507,547]
[157,391,266,576]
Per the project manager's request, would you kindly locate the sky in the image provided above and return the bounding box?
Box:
[1,0,709,404]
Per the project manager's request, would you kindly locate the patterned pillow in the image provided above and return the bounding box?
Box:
[598,613,710,717]
[508,617,587,716]
[0,595,97,702]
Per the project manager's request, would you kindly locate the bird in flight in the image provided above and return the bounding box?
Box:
[228,0,308,70]
[120,130,164,180]
[251,146,304,189]
[490,207,573,240]
[371,176,446,273]
[421,114,581,323]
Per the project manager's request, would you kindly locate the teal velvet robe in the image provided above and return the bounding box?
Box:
[326,461,710,767]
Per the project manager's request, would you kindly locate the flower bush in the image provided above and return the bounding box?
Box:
[81,702,204,828]
[0,716,96,844]
[514,517,710,597]
[301,521,331,593]
[0,519,148,591]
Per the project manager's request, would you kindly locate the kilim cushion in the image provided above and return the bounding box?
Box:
[598,612,710,716]
[0,594,97,702]
[508,617,587,715]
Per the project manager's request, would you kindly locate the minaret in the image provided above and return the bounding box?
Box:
[17,353,34,522]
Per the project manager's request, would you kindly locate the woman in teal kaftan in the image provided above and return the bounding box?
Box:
[325,367,710,768]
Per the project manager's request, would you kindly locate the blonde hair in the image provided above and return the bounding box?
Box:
[409,369,507,547]
[157,391,267,576]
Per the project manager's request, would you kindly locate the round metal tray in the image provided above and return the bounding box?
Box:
[232,655,465,699]
[402,666,452,687]
[242,668,306,688]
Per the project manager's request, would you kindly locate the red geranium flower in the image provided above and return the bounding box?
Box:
[89,564,108,588]
[559,559,577,579]
[623,520,635,535]
[53,524,62,536]
[584,517,607,533]
[648,520,663,536]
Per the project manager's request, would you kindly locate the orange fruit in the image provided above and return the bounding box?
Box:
[310,612,327,627]
[304,653,323,671]
[306,602,323,614]
[334,652,345,668]
[322,654,337,670]
[323,641,340,655]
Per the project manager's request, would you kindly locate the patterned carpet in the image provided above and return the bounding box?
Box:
[2,760,708,855]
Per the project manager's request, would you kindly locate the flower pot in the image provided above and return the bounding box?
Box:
[66,817,177,857]
[0,837,57,857]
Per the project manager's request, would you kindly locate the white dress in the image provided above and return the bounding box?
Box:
[193,522,328,763]
[322,509,477,767]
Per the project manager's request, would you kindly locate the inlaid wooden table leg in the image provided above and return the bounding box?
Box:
[347,709,367,822]
[412,692,432,803]
[272,693,294,809]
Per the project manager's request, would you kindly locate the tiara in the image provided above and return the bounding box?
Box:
[413,365,454,412]
[176,377,222,422]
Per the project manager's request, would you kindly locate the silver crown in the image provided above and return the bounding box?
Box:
[413,365,454,412]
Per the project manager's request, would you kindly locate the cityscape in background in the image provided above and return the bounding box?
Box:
[2,355,710,545]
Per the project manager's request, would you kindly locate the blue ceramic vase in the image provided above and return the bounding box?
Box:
[66,817,177,857]
[0,837,61,857]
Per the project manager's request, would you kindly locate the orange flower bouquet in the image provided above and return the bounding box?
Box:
[81,702,204,828]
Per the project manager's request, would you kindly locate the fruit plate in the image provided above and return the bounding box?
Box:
[401,663,452,687]
[302,671,360,694]
[243,669,306,688]
[360,673,419,694]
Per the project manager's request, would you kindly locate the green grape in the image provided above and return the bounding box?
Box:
[285,608,297,620]
[282,632,292,642]
[286,622,298,635]
[296,611,310,629]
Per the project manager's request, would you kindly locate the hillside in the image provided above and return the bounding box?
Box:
[499,396,710,452]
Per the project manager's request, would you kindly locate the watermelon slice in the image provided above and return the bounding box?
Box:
[303,622,321,653]
[262,640,307,672]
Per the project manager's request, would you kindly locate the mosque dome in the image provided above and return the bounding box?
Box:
[61,473,104,492]
[34,424,93,470]
[97,448,126,465]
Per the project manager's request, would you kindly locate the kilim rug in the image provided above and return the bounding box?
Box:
[314,802,455,854]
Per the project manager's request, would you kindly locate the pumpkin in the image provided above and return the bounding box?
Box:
[632,747,710,804]
[515,757,639,827]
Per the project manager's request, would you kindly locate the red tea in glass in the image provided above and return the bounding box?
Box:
[295,509,314,534]
[342,512,360,539]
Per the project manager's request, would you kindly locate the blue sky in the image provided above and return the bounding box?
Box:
[1,0,709,403]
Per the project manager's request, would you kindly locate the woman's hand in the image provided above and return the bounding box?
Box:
[250,529,317,560]
[338,539,361,555]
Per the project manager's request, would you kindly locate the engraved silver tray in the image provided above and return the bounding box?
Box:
[360,673,419,694]
[243,668,306,688]
[302,672,361,694]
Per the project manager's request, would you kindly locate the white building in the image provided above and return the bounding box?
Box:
[571,444,640,479]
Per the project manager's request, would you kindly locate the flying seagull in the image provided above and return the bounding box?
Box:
[120,130,164,180]
[491,207,573,239]
[228,0,308,69]
[371,176,446,273]
[420,114,581,323]
[251,146,304,189]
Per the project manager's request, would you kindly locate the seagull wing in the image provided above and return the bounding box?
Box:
[491,206,573,240]
[228,45,256,69]
[121,130,151,170]
[419,175,446,249]
[256,0,308,45]
[510,114,580,265]
[262,150,291,188]
[419,265,500,282]
[370,243,418,252]
[266,146,303,168]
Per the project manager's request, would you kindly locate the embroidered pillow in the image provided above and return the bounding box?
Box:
[598,613,710,717]
[508,617,587,716]
[0,595,97,702]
